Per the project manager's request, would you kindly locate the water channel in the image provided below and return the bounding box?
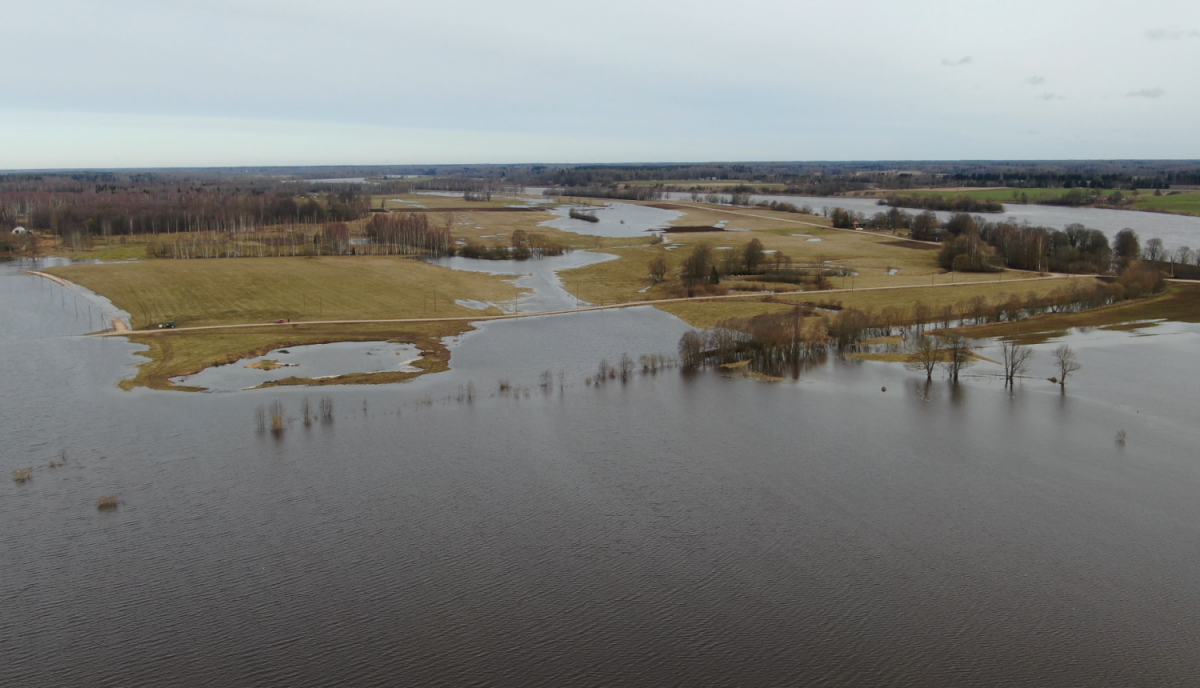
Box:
[657,191,1200,251]
[3,255,1200,686]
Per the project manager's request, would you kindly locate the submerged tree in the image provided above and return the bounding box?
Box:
[1052,345,1081,388]
[941,334,974,383]
[1000,341,1034,387]
[904,334,942,380]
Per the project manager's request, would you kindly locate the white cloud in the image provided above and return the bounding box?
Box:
[1,0,1199,164]
[1146,27,1200,40]
[1127,88,1166,98]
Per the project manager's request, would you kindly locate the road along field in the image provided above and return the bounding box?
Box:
[42,196,1142,390]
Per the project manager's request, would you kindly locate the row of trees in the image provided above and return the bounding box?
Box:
[144,213,455,259]
[845,206,1161,276]
[679,271,1162,373]
[543,186,664,201]
[454,230,566,260]
[880,194,1004,213]
[365,213,454,256]
[4,187,371,240]
[906,336,1080,388]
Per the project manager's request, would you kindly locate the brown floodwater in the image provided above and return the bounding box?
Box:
[3,259,1200,686]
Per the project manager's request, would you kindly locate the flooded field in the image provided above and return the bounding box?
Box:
[4,258,1200,686]
[174,341,424,392]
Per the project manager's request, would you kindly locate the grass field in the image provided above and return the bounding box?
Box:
[654,277,1087,328]
[1131,192,1200,216]
[47,255,518,329]
[47,196,1158,391]
[560,200,1040,307]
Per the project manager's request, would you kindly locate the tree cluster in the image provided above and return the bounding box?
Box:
[881,194,1004,214]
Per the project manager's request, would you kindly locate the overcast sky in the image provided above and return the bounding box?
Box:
[2,0,1198,168]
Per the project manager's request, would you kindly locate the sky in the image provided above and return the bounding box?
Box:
[2,0,1198,168]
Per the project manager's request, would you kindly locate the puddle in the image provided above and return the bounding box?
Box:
[886,269,900,275]
[455,299,496,311]
[807,238,823,242]
[173,341,423,391]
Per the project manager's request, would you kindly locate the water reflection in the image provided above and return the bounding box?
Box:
[5,259,1200,686]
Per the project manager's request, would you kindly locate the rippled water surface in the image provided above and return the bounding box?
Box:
[4,259,1200,686]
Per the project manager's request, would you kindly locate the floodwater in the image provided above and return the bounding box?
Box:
[661,191,1200,250]
[540,201,682,238]
[174,341,423,392]
[428,251,617,311]
[4,257,1200,686]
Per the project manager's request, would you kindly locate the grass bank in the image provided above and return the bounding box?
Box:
[125,321,469,391]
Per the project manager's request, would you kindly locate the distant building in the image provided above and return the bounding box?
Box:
[11,226,28,235]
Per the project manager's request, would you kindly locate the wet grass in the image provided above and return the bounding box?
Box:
[124,321,471,391]
[13,468,33,483]
[96,495,120,510]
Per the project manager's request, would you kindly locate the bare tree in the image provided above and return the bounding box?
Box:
[1000,341,1034,387]
[1052,345,1081,388]
[619,353,634,381]
[1143,237,1166,262]
[941,334,974,382]
[680,244,714,296]
[648,255,669,283]
[904,334,942,380]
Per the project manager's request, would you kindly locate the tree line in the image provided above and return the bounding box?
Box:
[678,275,1158,379]
[879,194,1004,213]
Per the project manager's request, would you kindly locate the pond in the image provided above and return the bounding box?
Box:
[3,258,1200,686]
[172,341,424,392]
[539,200,682,238]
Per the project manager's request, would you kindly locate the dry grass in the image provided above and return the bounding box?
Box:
[778,276,1092,313]
[47,255,517,330]
[656,277,1087,328]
